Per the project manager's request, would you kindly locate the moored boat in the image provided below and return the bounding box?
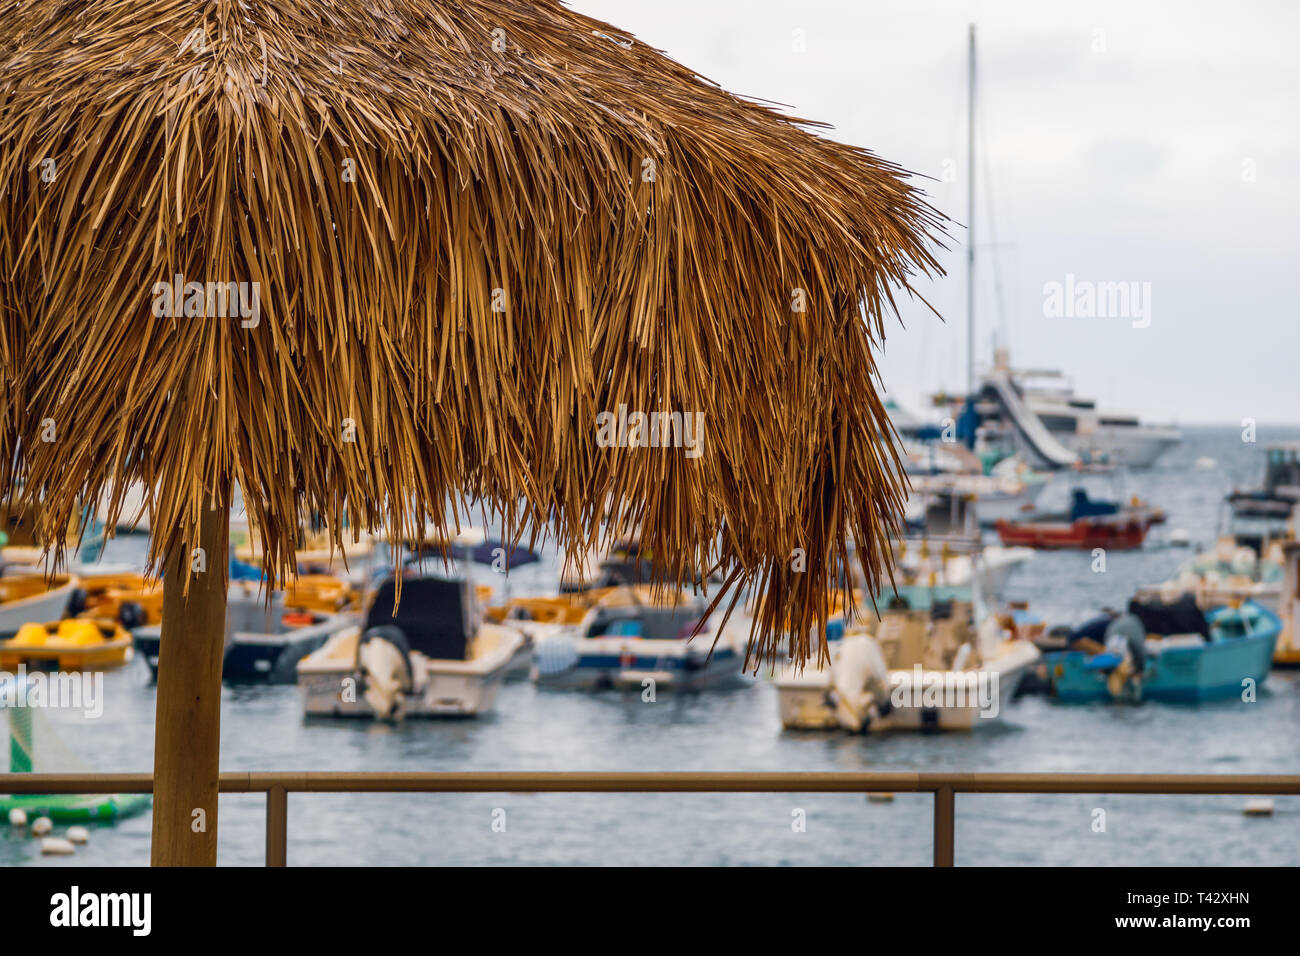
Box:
[1134,538,1284,617]
[528,585,746,690]
[132,580,357,682]
[774,599,1041,732]
[1045,597,1279,703]
[0,574,77,640]
[1227,442,1300,522]
[297,574,524,718]
[995,488,1161,550]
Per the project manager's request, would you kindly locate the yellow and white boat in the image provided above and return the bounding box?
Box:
[0,574,77,640]
[0,618,133,671]
[76,572,163,628]
[285,574,362,614]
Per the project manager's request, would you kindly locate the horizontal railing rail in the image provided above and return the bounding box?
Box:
[5,772,1298,866]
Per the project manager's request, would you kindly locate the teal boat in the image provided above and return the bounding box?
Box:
[1047,599,1279,703]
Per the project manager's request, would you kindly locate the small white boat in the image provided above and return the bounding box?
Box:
[298,574,524,718]
[527,586,746,690]
[906,472,1043,527]
[888,540,1033,602]
[774,602,1040,732]
[1136,537,1285,617]
[0,574,77,640]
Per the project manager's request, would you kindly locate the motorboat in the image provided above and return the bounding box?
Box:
[774,599,1041,732]
[528,586,746,690]
[880,538,1032,609]
[486,589,614,679]
[297,574,524,718]
[1133,493,1292,655]
[860,490,1033,608]
[1045,595,1279,703]
[1135,537,1284,616]
[1227,442,1300,522]
[995,488,1163,550]
[0,574,77,640]
[74,572,163,628]
[905,472,1043,528]
[133,580,357,682]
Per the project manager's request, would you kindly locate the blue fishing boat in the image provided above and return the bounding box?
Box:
[1047,597,1279,703]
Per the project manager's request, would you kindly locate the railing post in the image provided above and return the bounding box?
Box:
[933,785,955,867]
[266,785,288,867]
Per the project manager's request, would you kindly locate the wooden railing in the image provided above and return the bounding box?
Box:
[5,771,1299,866]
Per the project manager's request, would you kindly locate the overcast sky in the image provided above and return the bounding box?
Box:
[572,0,1299,424]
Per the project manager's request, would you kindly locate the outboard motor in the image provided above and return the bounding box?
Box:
[831,634,892,732]
[357,626,412,721]
[118,601,146,631]
[1102,613,1147,700]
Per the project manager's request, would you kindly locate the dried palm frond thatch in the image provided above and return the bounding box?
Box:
[0,0,944,670]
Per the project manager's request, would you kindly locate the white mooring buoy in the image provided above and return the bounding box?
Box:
[66,825,90,844]
[39,837,76,856]
[1243,799,1274,817]
[30,816,53,837]
[7,808,27,827]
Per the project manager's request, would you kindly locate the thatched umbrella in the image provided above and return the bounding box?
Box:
[0,0,944,864]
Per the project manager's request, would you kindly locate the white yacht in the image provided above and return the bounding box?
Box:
[1015,368,1181,468]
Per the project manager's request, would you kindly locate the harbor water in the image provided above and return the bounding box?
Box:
[5,425,1300,866]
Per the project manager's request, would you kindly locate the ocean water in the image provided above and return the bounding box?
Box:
[5,425,1300,866]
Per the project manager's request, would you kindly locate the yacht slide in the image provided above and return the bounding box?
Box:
[984,370,1078,469]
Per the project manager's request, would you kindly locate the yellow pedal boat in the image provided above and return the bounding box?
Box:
[0,618,133,671]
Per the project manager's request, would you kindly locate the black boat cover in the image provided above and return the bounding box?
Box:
[365,576,473,660]
[1126,592,1209,639]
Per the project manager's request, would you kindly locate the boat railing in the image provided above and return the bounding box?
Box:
[4,771,1298,866]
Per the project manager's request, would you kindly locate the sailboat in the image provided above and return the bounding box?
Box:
[947,26,1178,471]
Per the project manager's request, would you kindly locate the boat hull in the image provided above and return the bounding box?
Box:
[776,640,1041,732]
[995,517,1150,550]
[133,612,356,683]
[0,578,76,640]
[1047,610,1279,703]
[298,654,514,717]
[1059,426,1182,469]
[531,636,743,690]
[0,637,132,672]
[297,625,524,718]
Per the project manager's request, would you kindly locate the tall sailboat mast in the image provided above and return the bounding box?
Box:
[966,23,976,398]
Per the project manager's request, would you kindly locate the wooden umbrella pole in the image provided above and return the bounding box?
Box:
[151,495,229,866]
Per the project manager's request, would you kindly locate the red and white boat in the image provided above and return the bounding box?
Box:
[994,488,1162,551]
